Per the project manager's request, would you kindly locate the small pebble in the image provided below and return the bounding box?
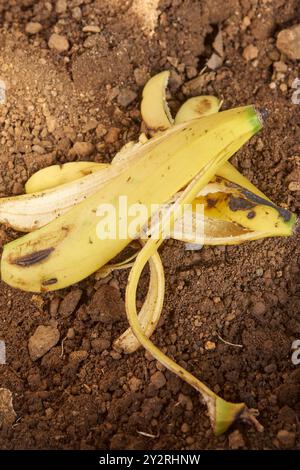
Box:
[28,325,60,361]
[276,430,296,449]
[55,0,67,14]
[276,25,300,60]
[66,328,75,340]
[48,33,69,53]
[69,350,88,363]
[243,45,258,61]
[69,141,94,158]
[117,88,137,108]
[104,127,120,144]
[228,430,245,449]
[204,340,216,351]
[150,371,166,389]
[83,25,101,33]
[25,22,42,34]
[91,338,110,353]
[0,388,16,427]
[128,376,141,392]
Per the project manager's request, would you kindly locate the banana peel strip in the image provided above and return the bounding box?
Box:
[114,243,165,354]
[126,161,264,435]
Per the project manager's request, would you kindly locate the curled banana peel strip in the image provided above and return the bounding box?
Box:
[113,242,165,354]
[125,162,264,436]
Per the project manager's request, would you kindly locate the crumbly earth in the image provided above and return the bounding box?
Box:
[0,0,300,450]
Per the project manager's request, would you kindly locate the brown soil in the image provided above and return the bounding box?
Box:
[0,0,300,451]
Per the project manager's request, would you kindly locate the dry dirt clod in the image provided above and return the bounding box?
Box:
[133,67,149,87]
[55,0,67,14]
[117,88,137,108]
[69,141,94,158]
[91,338,110,352]
[25,22,42,35]
[87,285,125,323]
[243,45,258,61]
[69,350,88,363]
[28,325,60,361]
[104,127,121,144]
[228,430,245,449]
[128,376,141,392]
[0,388,16,428]
[58,289,82,318]
[83,25,101,33]
[150,371,166,389]
[276,430,296,449]
[276,25,300,60]
[48,33,70,53]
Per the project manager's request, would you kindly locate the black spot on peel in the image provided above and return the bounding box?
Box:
[11,247,54,267]
[42,278,58,286]
[206,198,218,208]
[241,189,292,222]
[229,196,256,212]
[247,211,256,219]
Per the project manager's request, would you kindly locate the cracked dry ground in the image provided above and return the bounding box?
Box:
[0,0,300,450]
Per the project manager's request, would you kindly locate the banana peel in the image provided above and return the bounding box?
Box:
[1,106,262,292]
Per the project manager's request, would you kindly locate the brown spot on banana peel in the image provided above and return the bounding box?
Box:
[42,277,58,286]
[241,188,291,222]
[195,98,212,114]
[229,196,256,211]
[10,247,54,267]
[225,179,292,222]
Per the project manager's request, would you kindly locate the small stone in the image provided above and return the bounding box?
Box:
[181,423,190,433]
[91,338,110,353]
[69,141,94,158]
[252,301,266,316]
[274,61,288,73]
[182,72,216,96]
[276,430,296,449]
[204,340,216,350]
[128,376,141,392]
[95,124,107,138]
[186,66,197,79]
[28,325,60,361]
[110,351,121,360]
[117,88,137,108]
[280,83,287,93]
[228,430,245,449]
[58,289,82,318]
[104,127,121,144]
[178,393,193,411]
[83,25,101,33]
[48,33,69,53]
[169,70,183,90]
[72,7,82,20]
[25,22,42,34]
[133,67,149,87]
[66,328,75,340]
[87,285,125,323]
[0,388,16,427]
[243,44,258,61]
[207,53,223,70]
[288,181,300,191]
[69,350,88,363]
[32,144,45,154]
[55,0,67,14]
[276,25,300,60]
[46,115,57,133]
[150,371,166,389]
